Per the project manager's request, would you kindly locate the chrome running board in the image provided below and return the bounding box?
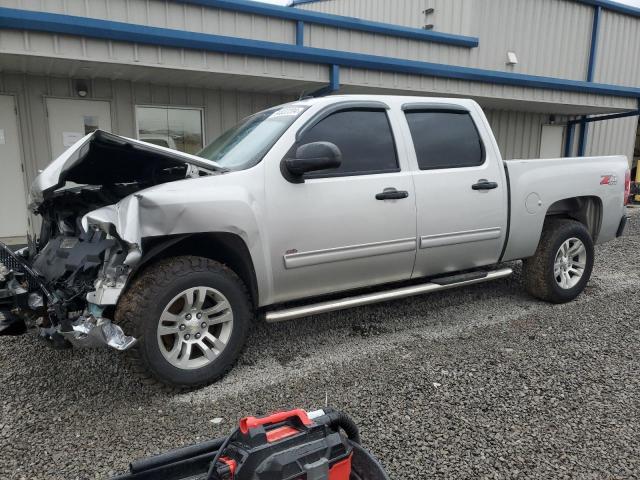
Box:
[264,267,513,323]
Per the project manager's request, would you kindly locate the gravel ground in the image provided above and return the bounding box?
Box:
[1,209,639,479]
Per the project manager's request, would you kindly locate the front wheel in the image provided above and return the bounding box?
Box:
[523,218,594,303]
[115,256,253,390]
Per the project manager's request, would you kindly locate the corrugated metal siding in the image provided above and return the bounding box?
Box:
[484,108,637,163]
[585,115,638,162]
[3,0,596,81]
[485,109,546,159]
[0,0,297,44]
[484,109,574,160]
[298,0,474,34]
[338,68,638,112]
[0,72,292,185]
[302,0,594,80]
[0,29,325,85]
[2,25,633,112]
[593,9,640,87]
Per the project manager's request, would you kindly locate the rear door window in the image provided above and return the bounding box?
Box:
[405,110,484,170]
[297,109,399,177]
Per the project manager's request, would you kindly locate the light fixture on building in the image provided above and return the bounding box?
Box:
[549,115,556,125]
[506,51,519,65]
[74,79,89,97]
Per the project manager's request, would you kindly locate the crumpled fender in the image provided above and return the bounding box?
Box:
[82,167,274,305]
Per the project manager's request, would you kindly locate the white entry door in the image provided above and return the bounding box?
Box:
[46,98,112,158]
[0,95,29,242]
[539,124,565,158]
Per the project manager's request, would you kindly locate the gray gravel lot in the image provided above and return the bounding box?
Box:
[1,209,639,479]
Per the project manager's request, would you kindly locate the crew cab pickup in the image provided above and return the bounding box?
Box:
[0,95,630,389]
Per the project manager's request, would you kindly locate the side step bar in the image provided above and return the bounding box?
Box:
[264,267,512,323]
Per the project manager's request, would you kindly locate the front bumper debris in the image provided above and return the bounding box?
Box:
[1,240,137,350]
[56,314,137,351]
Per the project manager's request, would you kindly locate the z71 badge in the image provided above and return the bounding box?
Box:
[600,175,618,185]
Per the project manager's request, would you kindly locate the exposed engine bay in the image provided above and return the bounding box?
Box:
[0,130,220,348]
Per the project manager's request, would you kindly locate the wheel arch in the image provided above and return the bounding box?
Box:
[131,232,260,309]
[544,195,603,242]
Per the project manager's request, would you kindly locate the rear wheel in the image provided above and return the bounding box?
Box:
[523,218,594,303]
[115,256,253,390]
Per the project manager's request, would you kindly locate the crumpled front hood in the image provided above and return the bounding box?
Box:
[30,130,224,206]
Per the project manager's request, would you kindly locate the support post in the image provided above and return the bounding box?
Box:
[564,123,575,157]
[295,20,304,46]
[310,64,340,97]
[577,117,588,157]
[578,5,602,157]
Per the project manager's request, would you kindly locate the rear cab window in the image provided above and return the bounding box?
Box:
[404,108,485,170]
[296,108,399,178]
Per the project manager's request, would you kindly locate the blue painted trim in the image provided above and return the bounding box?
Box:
[310,64,340,97]
[566,108,640,157]
[576,0,640,18]
[586,6,601,81]
[296,20,304,46]
[1,8,640,99]
[290,0,322,5]
[568,109,640,125]
[579,5,602,157]
[577,117,589,156]
[293,0,640,19]
[329,64,340,91]
[564,123,575,157]
[172,0,479,48]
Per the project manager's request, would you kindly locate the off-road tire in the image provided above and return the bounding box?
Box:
[115,256,253,391]
[522,218,594,303]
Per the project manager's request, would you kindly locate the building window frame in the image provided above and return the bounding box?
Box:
[134,104,205,154]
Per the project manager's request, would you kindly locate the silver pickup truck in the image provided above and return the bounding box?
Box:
[0,95,630,389]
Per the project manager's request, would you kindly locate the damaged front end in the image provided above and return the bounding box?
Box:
[0,239,137,350]
[2,129,221,350]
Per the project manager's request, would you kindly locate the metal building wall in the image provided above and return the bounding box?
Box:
[298,0,475,34]
[338,69,637,113]
[0,0,297,43]
[0,0,327,89]
[485,109,549,160]
[0,72,291,188]
[301,0,594,81]
[0,0,601,84]
[484,109,577,160]
[593,9,640,88]
[585,115,639,161]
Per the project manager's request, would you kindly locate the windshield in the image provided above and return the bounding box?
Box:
[197,105,307,171]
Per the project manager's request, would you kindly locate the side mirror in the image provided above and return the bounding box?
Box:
[284,141,342,177]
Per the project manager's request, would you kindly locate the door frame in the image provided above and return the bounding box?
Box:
[539,123,566,159]
[0,93,30,243]
[134,104,206,149]
[43,95,115,160]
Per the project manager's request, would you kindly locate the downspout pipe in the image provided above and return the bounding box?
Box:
[310,64,340,97]
[577,5,602,156]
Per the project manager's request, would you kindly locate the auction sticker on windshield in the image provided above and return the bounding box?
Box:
[269,107,306,118]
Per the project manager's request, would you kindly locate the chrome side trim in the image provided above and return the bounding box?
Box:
[283,237,417,269]
[265,267,512,322]
[419,227,501,249]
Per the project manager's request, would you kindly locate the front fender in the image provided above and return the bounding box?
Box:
[83,171,274,306]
